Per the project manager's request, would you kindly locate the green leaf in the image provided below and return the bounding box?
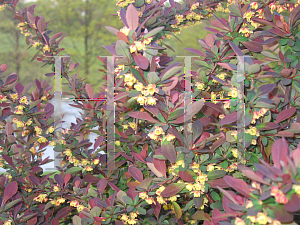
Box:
[184,200,194,211]
[122,196,134,205]
[172,202,182,219]
[161,66,182,82]
[136,207,147,215]
[228,4,242,17]
[207,170,226,180]
[116,40,130,59]
[0,198,22,213]
[65,167,83,174]
[147,72,160,84]
[144,26,165,39]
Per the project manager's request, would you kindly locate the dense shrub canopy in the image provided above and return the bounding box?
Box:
[0,0,300,224]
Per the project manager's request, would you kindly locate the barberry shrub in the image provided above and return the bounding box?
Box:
[0,0,300,224]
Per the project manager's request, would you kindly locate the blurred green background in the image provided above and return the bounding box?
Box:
[0,0,227,94]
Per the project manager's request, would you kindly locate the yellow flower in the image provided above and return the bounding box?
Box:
[34,194,48,203]
[134,41,146,52]
[194,14,201,20]
[70,200,79,207]
[4,220,12,225]
[193,182,204,191]
[186,183,194,191]
[77,205,84,212]
[47,126,55,133]
[196,173,208,184]
[16,105,25,111]
[38,136,48,143]
[145,96,157,106]
[127,219,137,225]
[293,185,300,195]
[121,214,129,221]
[231,148,238,158]
[115,140,121,146]
[26,119,33,126]
[43,45,50,53]
[129,122,137,130]
[235,218,246,225]
[169,195,178,202]
[84,166,93,171]
[81,159,88,166]
[256,212,268,224]
[57,197,65,203]
[64,149,72,157]
[34,126,43,135]
[139,192,148,199]
[14,109,24,115]
[10,93,18,101]
[53,186,60,192]
[270,220,281,225]
[0,95,7,103]
[148,131,158,140]
[247,215,256,223]
[154,126,164,136]
[24,32,31,36]
[190,2,199,10]
[143,37,153,45]
[145,196,154,204]
[29,147,37,154]
[20,96,29,104]
[145,84,159,96]
[251,139,257,145]
[0,5,6,11]
[250,2,258,10]
[123,124,128,130]
[41,96,47,101]
[175,14,184,23]
[120,26,130,36]
[33,42,40,47]
[245,200,253,208]
[156,186,166,196]
[130,45,137,53]
[156,195,165,204]
[207,164,215,171]
[146,0,152,3]
[196,82,205,90]
[244,11,254,21]
[136,95,146,105]
[94,159,100,165]
[192,190,201,197]
[228,87,238,98]
[134,82,144,92]
[165,134,175,141]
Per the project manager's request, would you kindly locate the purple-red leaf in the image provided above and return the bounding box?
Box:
[55,206,73,220]
[241,41,263,52]
[275,107,297,123]
[126,4,139,31]
[54,174,64,188]
[1,181,18,207]
[128,166,143,182]
[184,48,206,57]
[161,140,176,164]
[160,183,185,197]
[83,174,100,183]
[219,112,239,126]
[205,34,215,48]
[178,171,195,182]
[223,175,250,198]
[97,178,107,195]
[272,137,289,169]
[128,111,161,124]
[133,53,149,70]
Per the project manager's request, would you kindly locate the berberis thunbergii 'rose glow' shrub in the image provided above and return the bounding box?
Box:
[0,0,300,224]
